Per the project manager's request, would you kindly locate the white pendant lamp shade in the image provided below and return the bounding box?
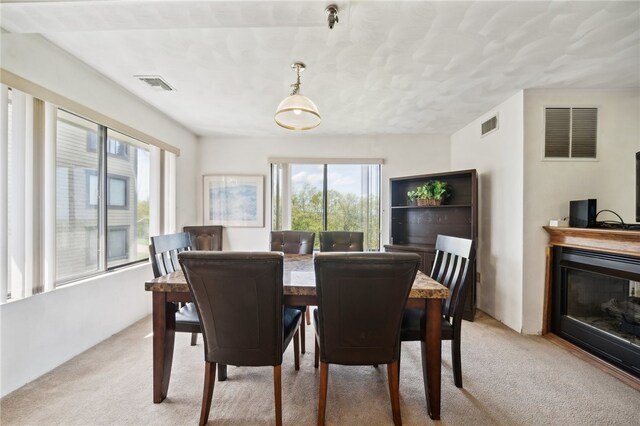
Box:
[274,94,321,130]
[275,62,321,130]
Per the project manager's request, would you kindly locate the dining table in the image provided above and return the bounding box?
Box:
[144,253,449,420]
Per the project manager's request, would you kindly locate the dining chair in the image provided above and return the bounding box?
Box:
[400,234,475,388]
[270,230,315,354]
[313,252,420,426]
[178,251,302,426]
[183,225,223,251]
[149,232,200,346]
[319,231,364,252]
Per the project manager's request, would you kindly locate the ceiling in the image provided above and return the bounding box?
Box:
[1,1,639,137]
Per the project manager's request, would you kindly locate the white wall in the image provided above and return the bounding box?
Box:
[450,91,525,332]
[197,134,451,250]
[521,89,640,334]
[0,34,199,397]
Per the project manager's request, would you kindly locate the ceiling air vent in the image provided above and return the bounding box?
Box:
[481,115,498,136]
[134,75,175,92]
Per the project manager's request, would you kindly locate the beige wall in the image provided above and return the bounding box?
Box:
[522,88,640,334]
[450,91,525,332]
[196,134,451,250]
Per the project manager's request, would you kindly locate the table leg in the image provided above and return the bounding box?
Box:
[153,292,176,403]
[422,298,442,420]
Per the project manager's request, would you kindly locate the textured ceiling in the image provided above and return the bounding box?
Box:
[1,1,639,137]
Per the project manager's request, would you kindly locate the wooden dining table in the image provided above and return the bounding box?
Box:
[144,253,449,420]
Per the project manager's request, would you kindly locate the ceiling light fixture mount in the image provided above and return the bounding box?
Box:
[274,62,321,131]
[325,4,339,29]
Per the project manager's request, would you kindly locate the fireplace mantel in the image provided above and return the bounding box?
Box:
[543,226,640,388]
[543,226,640,258]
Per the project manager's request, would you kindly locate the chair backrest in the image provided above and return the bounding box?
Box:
[319,231,364,252]
[314,252,420,365]
[183,225,223,251]
[149,232,193,278]
[270,230,315,254]
[430,235,475,322]
[178,251,285,367]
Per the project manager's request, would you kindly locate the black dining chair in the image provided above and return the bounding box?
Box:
[319,231,364,252]
[183,225,223,251]
[400,234,475,388]
[178,251,302,426]
[149,232,200,346]
[270,230,315,354]
[313,252,420,425]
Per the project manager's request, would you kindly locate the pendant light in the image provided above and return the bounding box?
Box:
[274,62,321,130]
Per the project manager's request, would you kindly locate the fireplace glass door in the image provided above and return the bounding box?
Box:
[566,269,639,348]
[552,247,640,376]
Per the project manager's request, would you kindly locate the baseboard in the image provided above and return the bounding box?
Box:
[544,333,640,391]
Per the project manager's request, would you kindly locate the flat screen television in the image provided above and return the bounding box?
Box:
[637,151,639,222]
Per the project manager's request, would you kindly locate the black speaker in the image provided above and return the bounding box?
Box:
[569,199,597,228]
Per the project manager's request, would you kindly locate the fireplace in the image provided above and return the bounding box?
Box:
[550,246,640,376]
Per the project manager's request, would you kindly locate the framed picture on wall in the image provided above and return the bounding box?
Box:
[203,175,264,227]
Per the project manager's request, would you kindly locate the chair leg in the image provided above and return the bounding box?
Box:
[300,320,306,354]
[305,308,311,325]
[293,329,300,371]
[452,337,463,388]
[387,361,402,426]
[314,336,319,368]
[199,361,216,426]
[273,365,282,426]
[318,361,329,426]
[191,332,198,346]
[397,344,401,381]
[217,364,227,382]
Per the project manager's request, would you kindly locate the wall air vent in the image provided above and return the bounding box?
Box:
[481,115,498,136]
[545,107,597,159]
[134,75,175,92]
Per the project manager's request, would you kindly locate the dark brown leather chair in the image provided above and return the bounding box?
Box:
[149,233,200,346]
[400,235,475,388]
[313,252,420,426]
[183,225,223,251]
[270,230,315,354]
[319,231,364,252]
[270,230,315,254]
[178,251,302,426]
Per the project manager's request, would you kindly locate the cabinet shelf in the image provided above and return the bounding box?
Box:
[388,169,478,321]
[391,204,472,209]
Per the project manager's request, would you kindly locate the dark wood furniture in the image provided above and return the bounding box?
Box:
[313,252,420,426]
[183,225,223,251]
[385,169,477,320]
[149,233,200,346]
[401,235,475,388]
[178,252,302,426]
[145,254,449,420]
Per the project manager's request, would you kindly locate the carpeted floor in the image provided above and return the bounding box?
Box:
[1,311,639,425]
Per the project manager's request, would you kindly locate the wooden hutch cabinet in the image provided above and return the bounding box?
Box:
[384,169,478,320]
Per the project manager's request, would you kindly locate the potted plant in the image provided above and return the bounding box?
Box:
[407,190,418,205]
[413,182,434,206]
[430,180,449,205]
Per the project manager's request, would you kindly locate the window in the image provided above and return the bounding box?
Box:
[56,110,149,282]
[87,133,129,158]
[545,107,597,159]
[271,161,380,251]
[86,171,129,208]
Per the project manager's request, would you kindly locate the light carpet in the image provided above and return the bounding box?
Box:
[1,311,639,425]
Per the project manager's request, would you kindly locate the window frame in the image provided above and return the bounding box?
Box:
[270,161,381,251]
[85,170,130,209]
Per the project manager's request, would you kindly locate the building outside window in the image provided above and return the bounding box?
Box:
[56,110,149,282]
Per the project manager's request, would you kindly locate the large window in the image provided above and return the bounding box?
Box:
[271,162,380,250]
[56,110,149,282]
